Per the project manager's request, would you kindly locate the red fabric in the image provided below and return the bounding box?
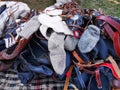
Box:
[66,72,71,78]
[113,32,120,58]
[99,63,120,80]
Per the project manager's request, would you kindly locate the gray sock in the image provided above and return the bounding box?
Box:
[64,36,79,51]
[18,16,40,39]
[48,32,66,75]
[78,25,100,53]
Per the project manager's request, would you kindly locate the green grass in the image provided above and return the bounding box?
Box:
[77,0,120,17]
[11,0,120,17]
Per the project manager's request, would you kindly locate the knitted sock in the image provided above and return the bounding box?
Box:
[48,32,66,75]
[64,36,79,51]
[18,16,40,39]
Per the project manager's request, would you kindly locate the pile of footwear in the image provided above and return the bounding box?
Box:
[0,0,120,90]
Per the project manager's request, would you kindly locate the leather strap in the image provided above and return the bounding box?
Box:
[73,54,120,80]
[96,15,120,58]
[64,65,73,90]
[113,32,120,57]
[104,23,114,40]
[0,38,29,60]
[73,60,104,68]
[104,23,120,57]
[96,15,120,33]
[72,51,84,64]
[95,69,102,89]
[106,56,120,80]
[99,63,120,80]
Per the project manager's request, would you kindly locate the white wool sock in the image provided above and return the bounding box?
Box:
[48,32,66,75]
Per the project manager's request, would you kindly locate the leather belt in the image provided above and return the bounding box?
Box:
[96,15,120,58]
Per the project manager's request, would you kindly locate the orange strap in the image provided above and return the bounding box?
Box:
[72,51,84,64]
[64,65,73,90]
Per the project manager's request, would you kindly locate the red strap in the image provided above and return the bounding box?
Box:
[96,15,120,58]
[95,69,102,89]
[99,63,120,80]
[96,15,120,33]
[104,23,120,58]
[104,23,114,40]
[113,32,120,57]
[64,65,73,90]
[73,30,82,39]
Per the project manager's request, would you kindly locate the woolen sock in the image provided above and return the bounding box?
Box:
[48,32,66,75]
[64,36,79,51]
[18,16,40,39]
[38,13,73,36]
[78,25,100,53]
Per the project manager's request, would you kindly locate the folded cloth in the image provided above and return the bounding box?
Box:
[38,13,73,37]
[48,32,66,75]
[0,69,77,90]
[78,25,100,53]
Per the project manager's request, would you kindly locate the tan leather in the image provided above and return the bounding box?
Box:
[64,65,73,90]
[72,51,84,64]
[106,56,120,79]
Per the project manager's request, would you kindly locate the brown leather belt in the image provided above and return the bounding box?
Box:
[96,15,120,58]
[0,38,30,60]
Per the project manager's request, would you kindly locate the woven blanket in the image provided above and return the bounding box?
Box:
[0,69,65,90]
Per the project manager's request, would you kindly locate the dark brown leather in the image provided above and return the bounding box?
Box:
[112,79,120,89]
[0,61,13,71]
[0,38,29,60]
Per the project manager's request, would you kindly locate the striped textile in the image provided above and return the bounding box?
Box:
[0,69,65,90]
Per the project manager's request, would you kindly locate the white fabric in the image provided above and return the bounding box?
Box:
[56,0,72,4]
[48,32,66,75]
[55,0,72,6]
[38,13,73,38]
[0,1,30,37]
[4,37,16,48]
[39,25,50,39]
[0,1,30,19]
[44,5,63,16]
[18,16,40,39]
